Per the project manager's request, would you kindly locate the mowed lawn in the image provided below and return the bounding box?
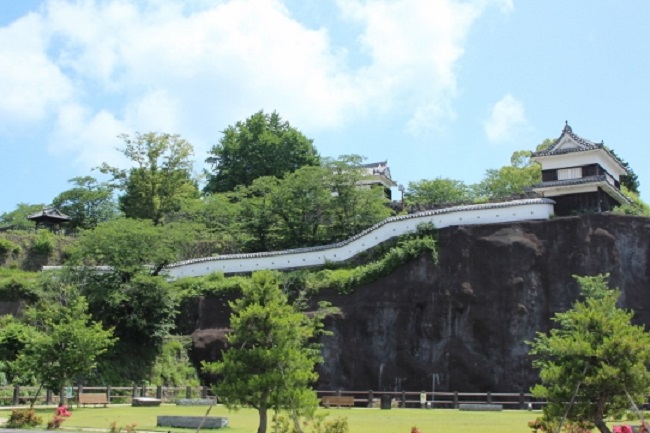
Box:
[1,404,540,433]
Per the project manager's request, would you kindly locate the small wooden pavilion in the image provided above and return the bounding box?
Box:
[27,208,71,231]
[531,122,629,216]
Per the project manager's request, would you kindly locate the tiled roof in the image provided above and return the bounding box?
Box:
[533,122,603,157]
[27,208,71,221]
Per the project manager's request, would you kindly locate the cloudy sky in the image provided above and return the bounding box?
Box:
[2,0,649,214]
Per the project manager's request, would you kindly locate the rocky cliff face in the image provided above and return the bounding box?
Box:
[185,214,650,393]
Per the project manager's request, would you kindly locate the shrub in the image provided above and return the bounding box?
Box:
[31,230,55,256]
[0,238,21,257]
[5,409,43,428]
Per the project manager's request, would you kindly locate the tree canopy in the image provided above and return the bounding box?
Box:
[99,132,199,225]
[52,176,119,230]
[204,111,320,194]
[203,270,329,433]
[528,274,650,433]
[2,294,115,397]
[405,177,470,206]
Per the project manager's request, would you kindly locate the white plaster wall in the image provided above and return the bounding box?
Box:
[534,150,625,179]
[165,198,555,279]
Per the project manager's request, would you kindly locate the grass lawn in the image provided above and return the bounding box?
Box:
[1,404,541,433]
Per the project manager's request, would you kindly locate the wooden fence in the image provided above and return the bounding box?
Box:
[0,386,547,409]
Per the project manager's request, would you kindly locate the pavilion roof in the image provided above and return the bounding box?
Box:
[27,208,71,222]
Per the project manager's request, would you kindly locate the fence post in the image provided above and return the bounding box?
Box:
[141,384,146,397]
[46,389,52,405]
[132,384,138,399]
[201,386,208,399]
[156,386,162,400]
[186,386,192,399]
[453,391,459,409]
[12,385,19,406]
[519,392,525,410]
[401,391,406,408]
[368,390,374,408]
[107,386,112,404]
[487,391,492,404]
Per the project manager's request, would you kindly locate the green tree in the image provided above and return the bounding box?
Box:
[7,296,115,398]
[204,111,320,194]
[473,150,541,200]
[404,177,469,206]
[52,176,119,230]
[528,274,650,433]
[99,132,199,225]
[203,271,328,433]
[71,218,194,279]
[0,203,45,231]
[270,165,331,249]
[233,176,281,252]
[323,155,391,241]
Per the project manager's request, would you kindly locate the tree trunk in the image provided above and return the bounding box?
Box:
[594,417,610,433]
[257,405,268,433]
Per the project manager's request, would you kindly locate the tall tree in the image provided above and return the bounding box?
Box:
[270,165,331,249]
[324,155,391,241]
[52,176,119,230]
[528,275,650,433]
[69,218,186,383]
[99,132,199,225]
[203,271,328,433]
[204,111,320,193]
[5,295,115,398]
[233,176,281,252]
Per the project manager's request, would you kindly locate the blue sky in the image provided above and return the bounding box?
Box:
[2,0,650,215]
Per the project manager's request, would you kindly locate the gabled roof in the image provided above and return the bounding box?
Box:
[27,208,71,222]
[532,122,627,174]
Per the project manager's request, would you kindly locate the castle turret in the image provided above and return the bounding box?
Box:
[531,122,629,216]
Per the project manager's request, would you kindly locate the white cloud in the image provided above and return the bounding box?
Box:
[0,0,512,168]
[483,94,528,143]
[0,13,73,127]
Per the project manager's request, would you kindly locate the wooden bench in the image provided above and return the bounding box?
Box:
[320,396,355,408]
[78,393,109,407]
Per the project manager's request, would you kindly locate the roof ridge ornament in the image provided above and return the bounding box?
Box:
[563,120,572,133]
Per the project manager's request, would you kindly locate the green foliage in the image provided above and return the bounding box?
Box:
[99,132,199,225]
[0,203,45,231]
[203,270,329,433]
[148,337,199,386]
[204,110,320,194]
[5,408,43,428]
[30,230,54,256]
[52,176,119,230]
[0,268,41,302]
[405,177,470,206]
[308,235,437,294]
[71,218,192,278]
[473,150,541,200]
[612,187,650,216]
[0,315,39,384]
[273,413,349,433]
[323,155,392,242]
[528,274,650,433]
[0,237,21,257]
[10,296,116,393]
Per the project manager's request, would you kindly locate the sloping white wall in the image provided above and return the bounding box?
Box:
[164,198,555,279]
